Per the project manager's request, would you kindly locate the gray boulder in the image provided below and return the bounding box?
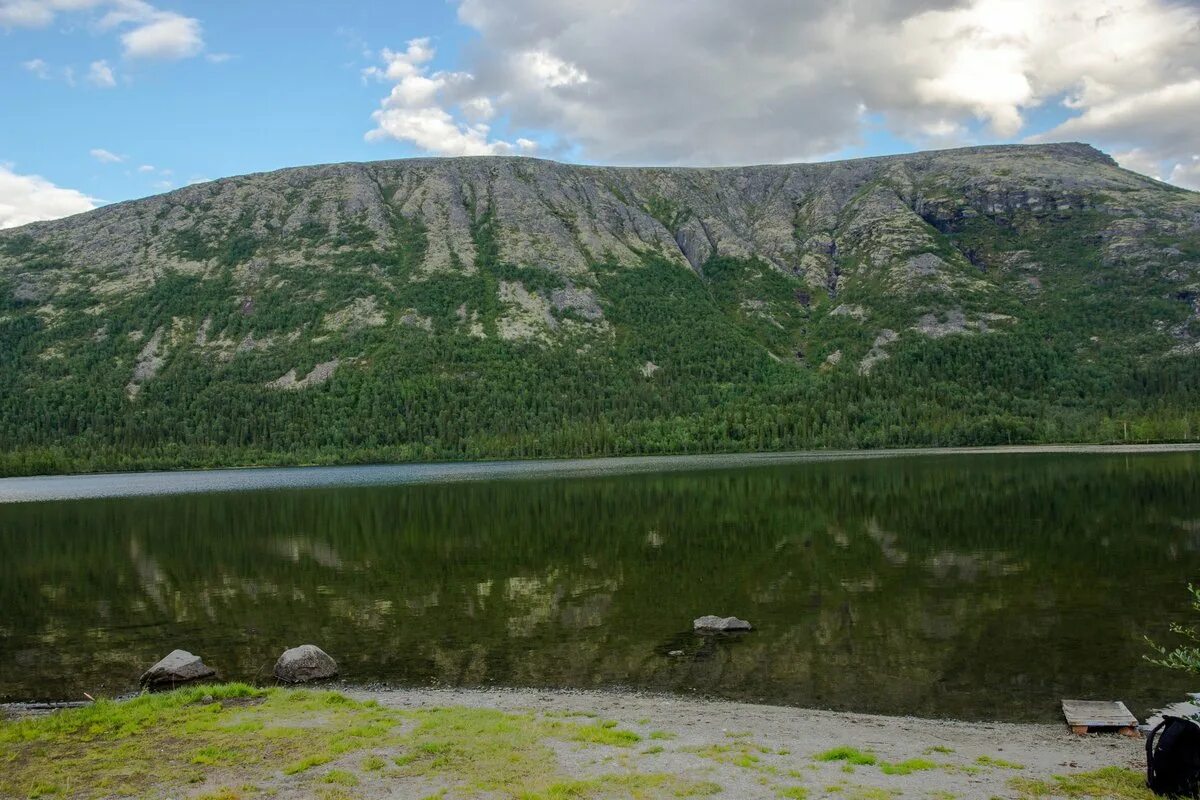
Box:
[273,644,338,683]
[694,615,753,632]
[139,649,217,689]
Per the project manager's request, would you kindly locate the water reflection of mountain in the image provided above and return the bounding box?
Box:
[1,452,1197,720]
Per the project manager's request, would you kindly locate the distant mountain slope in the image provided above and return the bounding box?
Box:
[1,143,1198,475]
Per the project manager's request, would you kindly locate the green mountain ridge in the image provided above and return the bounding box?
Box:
[1,142,1198,475]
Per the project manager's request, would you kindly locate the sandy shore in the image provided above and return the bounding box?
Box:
[348,686,1146,799]
[0,684,1152,798]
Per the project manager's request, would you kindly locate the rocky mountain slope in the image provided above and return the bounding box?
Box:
[1,143,1198,474]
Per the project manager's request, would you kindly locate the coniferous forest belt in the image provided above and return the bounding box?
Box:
[1,144,1197,476]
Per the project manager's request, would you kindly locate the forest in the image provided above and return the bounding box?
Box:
[1,152,1198,477]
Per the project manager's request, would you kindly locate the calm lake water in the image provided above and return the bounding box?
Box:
[1,449,1198,721]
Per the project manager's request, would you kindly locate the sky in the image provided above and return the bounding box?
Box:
[1,0,1198,229]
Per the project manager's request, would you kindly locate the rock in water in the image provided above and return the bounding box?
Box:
[273,644,338,683]
[694,615,753,632]
[140,649,217,689]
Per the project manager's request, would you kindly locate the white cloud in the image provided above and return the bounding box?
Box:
[0,163,97,229]
[1,0,205,61]
[362,0,1199,185]
[21,57,49,78]
[362,38,435,83]
[1111,148,1164,182]
[364,38,539,157]
[517,50,587,90]
[459,95,495,122]
[89,147,123,163]
[87,59,116,87]
[1035,79,1200,188]
[1169,157,1200,191]
[119,12,202,60]
[137,163,154,172]
[0,0,66,27]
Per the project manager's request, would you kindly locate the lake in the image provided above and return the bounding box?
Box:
[1,447,1198,722]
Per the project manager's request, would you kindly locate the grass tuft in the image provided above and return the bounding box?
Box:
[815,747,877,766]
[879,757,939,775]
[1010,767,1154,799]
[320,769,358,786]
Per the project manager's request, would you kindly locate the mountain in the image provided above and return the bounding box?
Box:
[1,143,1198,475]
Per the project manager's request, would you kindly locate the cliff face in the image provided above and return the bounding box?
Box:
[0,143,1197,473]
[2,142,1179,284]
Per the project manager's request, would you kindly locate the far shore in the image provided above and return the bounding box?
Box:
[1,441,1197,503]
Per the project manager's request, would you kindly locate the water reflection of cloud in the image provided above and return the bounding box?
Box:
[504,570,622,637]
[924,551,1024,581]
[272,537,348,570]
[128,535,168,613]
[866,519,909,566]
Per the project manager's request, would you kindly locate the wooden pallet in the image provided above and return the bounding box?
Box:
[1061,699,1139,736]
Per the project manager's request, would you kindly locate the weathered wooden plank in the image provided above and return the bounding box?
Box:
[1062,699,1137,729]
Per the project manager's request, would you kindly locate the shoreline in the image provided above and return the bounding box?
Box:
[353,686,1147,797]
[303,686,1150,798]
[2,684,1150,799]
[1,441,1197,503]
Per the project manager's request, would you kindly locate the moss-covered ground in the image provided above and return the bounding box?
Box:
[0,685,718,799]
[0,685,1153,799]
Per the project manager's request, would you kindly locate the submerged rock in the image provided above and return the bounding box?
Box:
[274,644,338,683]
[693,615,753,632]
[139,649,217,689]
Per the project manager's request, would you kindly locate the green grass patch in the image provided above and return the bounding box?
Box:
[516,773,720,799]
[283,752,333,774]
[879,757,939,775]
[190,744,242,765]
[1010,767,1154,799]
[0,685,671,800]
[824,783,900,800]
[977,754,1025,770]
[320,769,358,786]
[688,741,772,770]
[815,747,877,766]
[554,719,642,746]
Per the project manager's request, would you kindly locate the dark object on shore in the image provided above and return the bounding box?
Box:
[274,645,338,683]
[1147,716,1200,797]
[693,615,752,632]
[139,649,217,690]
[1061,699,1138,736]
